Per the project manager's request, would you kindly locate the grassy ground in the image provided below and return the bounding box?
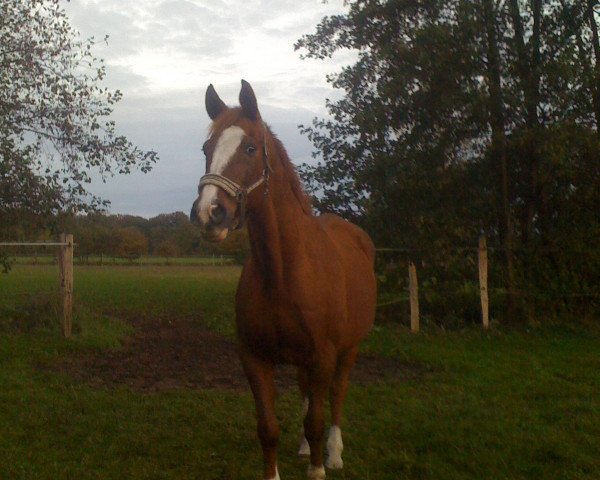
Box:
[1,265,599,479]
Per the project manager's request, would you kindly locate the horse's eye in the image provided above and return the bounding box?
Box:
[246,145,257,155]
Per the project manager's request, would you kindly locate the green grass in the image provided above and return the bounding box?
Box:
[1,265,599,479]
[0,264,240,336]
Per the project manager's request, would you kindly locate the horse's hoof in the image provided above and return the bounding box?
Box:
[325,455,343,470]
[298,437,310,456]
[307,464,326,480]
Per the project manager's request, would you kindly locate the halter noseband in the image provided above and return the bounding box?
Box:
[198,129,271,230]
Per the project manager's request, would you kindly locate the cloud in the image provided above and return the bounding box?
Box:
[65,0,352,216]
[102,65,150,93]
[87,85,318,217]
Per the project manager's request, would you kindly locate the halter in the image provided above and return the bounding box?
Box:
[198,128,271,230]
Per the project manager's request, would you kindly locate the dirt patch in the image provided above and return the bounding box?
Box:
[44,315,425,393]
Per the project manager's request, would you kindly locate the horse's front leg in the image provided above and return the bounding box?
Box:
[304,350,336,480]
[240,349,280,480]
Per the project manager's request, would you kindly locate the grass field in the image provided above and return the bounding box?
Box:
[1,265,599,479]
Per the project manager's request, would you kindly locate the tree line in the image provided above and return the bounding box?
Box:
[2,212,249,260]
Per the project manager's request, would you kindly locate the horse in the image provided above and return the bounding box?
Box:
[190,80,377,480]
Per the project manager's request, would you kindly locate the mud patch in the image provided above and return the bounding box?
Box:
[44,315,425,392]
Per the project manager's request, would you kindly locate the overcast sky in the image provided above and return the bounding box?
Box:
[63,0,351,217]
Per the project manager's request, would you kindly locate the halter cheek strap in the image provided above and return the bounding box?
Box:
[198,129,271,230]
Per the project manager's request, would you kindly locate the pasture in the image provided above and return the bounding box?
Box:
[1,264,599,479]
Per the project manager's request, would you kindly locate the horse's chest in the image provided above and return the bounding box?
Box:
[236,295,328,365]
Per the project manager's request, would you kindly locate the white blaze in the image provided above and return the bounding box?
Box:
[198,126,245,224]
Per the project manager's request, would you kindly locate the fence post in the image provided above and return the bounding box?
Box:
[58,233,74,338]
[478,236,489,329]
[408,261,420,333]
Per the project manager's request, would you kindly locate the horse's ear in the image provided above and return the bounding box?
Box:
[239,79,260,121]
[206,84,227,120]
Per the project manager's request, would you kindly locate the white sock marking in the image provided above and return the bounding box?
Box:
[298,397,310,456]
[266,466,280,480]
[325,425,343,470]
[302,397,309,416]
[298,436,310,456]
[307,464,326,480]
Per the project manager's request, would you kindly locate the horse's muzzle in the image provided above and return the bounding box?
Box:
[190,196,231,242]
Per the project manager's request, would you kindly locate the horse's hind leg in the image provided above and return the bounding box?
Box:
[297,367,310,456]
[240,349,280,480]
[326,346,359,470]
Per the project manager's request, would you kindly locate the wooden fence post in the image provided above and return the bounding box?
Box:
[478,236,489,329]
[408,261,420,333]
[58,233,74,338]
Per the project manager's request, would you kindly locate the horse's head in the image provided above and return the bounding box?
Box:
[190,80,269,242]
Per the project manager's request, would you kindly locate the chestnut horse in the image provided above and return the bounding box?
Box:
[191,80,376,480]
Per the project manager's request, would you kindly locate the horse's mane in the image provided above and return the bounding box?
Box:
[209,108,312,216]
[267,128,313,216]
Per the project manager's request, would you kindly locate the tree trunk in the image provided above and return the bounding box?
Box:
[508,0,542,126]
[587,0,600,135]
[482,0,517,322]
[508,0,543,302]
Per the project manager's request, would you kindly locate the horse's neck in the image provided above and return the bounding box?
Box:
[247,165,312,289]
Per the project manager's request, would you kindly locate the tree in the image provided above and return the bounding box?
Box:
[296,0,600,322]
[147,212,201,255]
[0,0,157,227]
[296,0,496,270]
[155,240,181,260]
[115,227,148,258]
